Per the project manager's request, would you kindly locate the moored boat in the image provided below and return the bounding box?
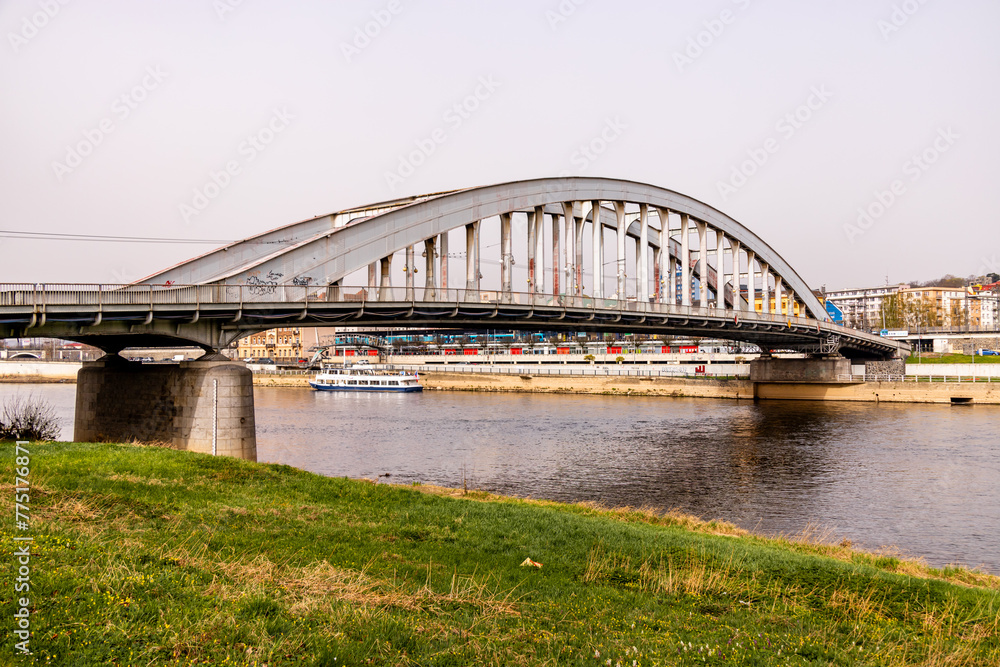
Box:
[308,363,422,392]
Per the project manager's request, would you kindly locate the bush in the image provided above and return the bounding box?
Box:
[0,394,60,441]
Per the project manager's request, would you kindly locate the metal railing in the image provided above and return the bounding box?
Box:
[838,374,997,383]
[0,282,824,322]
[0,283,904,352]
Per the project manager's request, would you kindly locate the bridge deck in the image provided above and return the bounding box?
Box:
[0,284,907,360]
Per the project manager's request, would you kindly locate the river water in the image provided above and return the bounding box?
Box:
[6,384,999,573]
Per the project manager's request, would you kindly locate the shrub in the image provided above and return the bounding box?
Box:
[0,394,60,441]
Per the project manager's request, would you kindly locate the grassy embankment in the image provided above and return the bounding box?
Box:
[2,442,999,666]
[907,353,1000,364]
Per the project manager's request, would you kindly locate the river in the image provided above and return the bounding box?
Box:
[5,384,998,573]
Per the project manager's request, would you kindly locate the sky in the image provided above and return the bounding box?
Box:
[2,0,998,291]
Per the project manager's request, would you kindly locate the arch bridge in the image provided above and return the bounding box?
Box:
[1,177,904,361]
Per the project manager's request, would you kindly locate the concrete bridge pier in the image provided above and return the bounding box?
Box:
[74,354,256,460]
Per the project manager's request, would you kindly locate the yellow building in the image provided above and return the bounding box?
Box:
[753,296,802,316]
[235,327,303,362]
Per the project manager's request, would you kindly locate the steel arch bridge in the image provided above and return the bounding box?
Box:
[0,177,906,360]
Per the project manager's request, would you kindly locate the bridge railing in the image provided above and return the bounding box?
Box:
[0,283,819,324]
[0,283,875,339]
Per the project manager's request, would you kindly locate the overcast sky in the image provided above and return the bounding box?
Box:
[2,0,998,290]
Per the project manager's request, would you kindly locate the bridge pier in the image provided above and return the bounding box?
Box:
[74,355,256,460]
[749,356,852,383]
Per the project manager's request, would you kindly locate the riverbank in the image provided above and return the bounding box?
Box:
[4,362,1000,404]
[251,371,1000,404]
[2,440,997,665]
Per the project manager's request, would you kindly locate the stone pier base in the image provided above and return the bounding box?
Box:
[749,356,854,383]
[74,356,256,460]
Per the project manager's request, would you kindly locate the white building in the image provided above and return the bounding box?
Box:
[825,284,908,330]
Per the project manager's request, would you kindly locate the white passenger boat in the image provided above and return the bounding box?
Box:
[308,364,422,393]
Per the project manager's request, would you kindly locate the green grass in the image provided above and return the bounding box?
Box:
[908,353,1000,364]
[3,442,999,666]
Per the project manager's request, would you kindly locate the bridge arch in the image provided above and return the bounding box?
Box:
[143,177,824,321]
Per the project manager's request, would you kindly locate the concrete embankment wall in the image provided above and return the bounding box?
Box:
[0,360,80,380]
[418,372,754,398]
[755,381,1000,404]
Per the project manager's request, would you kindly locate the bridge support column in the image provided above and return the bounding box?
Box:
[760,264,770,314]
[326,279,342,301]
[696,220,708,308]
[465,221,480,301]
[423,238,437,301]
[379,256,393,301]
[527,209,537,298]
[367,263,377,296]
[775,279,784,317]
[561,202,575,299]
[574,209,585,297]
[680,214,691,307]
[638,204,649,303]
[746,250,756,312]
[615,202,626,300]
[439,233,449,294]
[500,213,512,303]
[405,246,415,301]
[534,206,545,296]
[591,201,603,300]
[552,211,561,299]
[75,355,256,460]
[716,230,726,312]
[730,240,742,310]
[652,246,661,303]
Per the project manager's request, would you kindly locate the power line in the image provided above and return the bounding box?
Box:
[0,230,294,245]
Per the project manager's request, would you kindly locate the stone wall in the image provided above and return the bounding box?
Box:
[75,356,256,460]
[956,337,1000,354]
[864,360,905,377]
[418,371,755,399]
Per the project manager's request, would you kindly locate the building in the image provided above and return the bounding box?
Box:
[753,295,802,316]
[236,327,303,362]
[898,286,970,328]
[233,326,344,361]
[825,284,909,330]
[969,281,1000,329]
